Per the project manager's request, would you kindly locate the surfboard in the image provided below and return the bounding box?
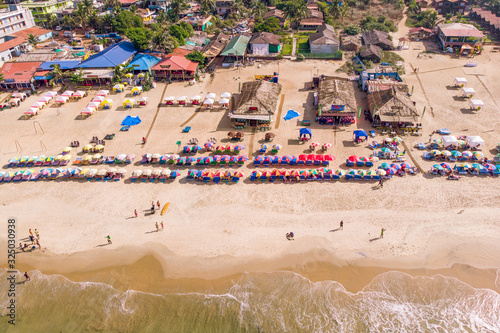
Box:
[160,202,170,216]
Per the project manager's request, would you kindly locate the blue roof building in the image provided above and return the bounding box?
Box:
[39,60,81,71]
[127,53,161,73]
[78,41,137,68]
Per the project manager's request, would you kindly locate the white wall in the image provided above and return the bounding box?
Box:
[310,43,338,54]
[251,43,269,56]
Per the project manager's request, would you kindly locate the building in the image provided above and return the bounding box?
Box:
[0,26,52,62]
[470,8,500,37]
[316,77,357,125]
[0,61,41,90]
[434,0,468,15]
[341,35,361,51]
[299,9,324,30]
[263,9,286,27]
[362,30,393,50]
[202,32,230,64]
[180,15,212,31]
[215,0,236,16]
[146,0,170,10]
[21,0,73,24]
[220,34,250,66]
[367,86,419,125]
[436,22,485,53]
[307,0,319,10]
[118,0,142,7]
[359,44,383,63]
[309,23,339,54]
[249,32,281,56]
[0,3,35,39]
[230,80,282,130]
[408,27,434,39]
[151,55,198,81]
[127,53,161,74]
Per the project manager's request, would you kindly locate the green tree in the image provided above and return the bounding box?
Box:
[70,68,85,84]
[252,1,268,21]
[126,27,153,51]
[0,73,4,82]
[179,21,194,37]
[185,50,206,66]
[112,64,132,83]
[47,64,70,86]
[170,24,190,45]
[283,0,307,29]
[43,13,58,29]
[150,30,178,53]
[168,0,188,21]
[422,10,438,28]
[112,10,143,34]
[199,0,216,15]
[27,34,40,48]
[62,15,75,29]
[254,17,281,33]
[344,24,359,35]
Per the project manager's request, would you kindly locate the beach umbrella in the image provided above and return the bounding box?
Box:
[400,162,411,169]
[323,143,332,148]
[95,144,104,150]
[214,170,224,177]
[369,156,379,162]
[298,170,308,177]
[377,169,386,176]
[14,170,25,176]
[440,163,451,169]
[484,163,495,171]
[290,170,300,177]
[216,145,226,151]
[31,102,45,109]
[203,156,213,164]
[55,96,69,103]
[433,139,442,144]
[441,150,451,157]
[347,169,357,175]
[380,162,391,169]
[358,170,367,176]
[473,151,484,159]
[142,169,152,177]
[206,92,216,99]
[97,169,107,176]
[451,150,462,157]
[234,171,244,178]
[261,144,270,150]
[271,169,281,176]
[430,150,441,155]
[177,156,186,164]
[229,156,238,163]
[366,170,376,176]
[225,145,234,151]
[203,98,214,105]
[73,91,86,98]
[318,167,329,173]
[170,170,181,177]
[219,98,230,105]
[390,163,401,170]
[252,170,262,178]
[472,163,483,169]
[310,142,320,148]
[457,140,466,146]
[117,168,126,175]
[204,142,214,148]
[164,96,175,102]
[238,155,248,162]
[381,148,391,153]
[359,156,369,162]
[126,154,136,161]
[97,90,109,96]
[386,168,398,175]
[273,155,282,164]
[63,147,72,153]
[160,170,170,177]
[190,95,201,102]
[212,155,222,163]
[461,163,472,169]
[324,155,334,161]
[384,138,393,143]
[221,155,231,162]
[307,154,316,161]
[62,155,71,161]
[221,92,232,98]
[193,145,203,151]
[315,155,324,161]
[393,137,402,143]
[186,156,196,164]
[432,164,444,170]
[224,170,234,177]
[234,145,244,151]
[299,154,307,161]
[336,169,346,176]
[462,151,473,157]
[41,169,52,176]
[273,144,283,150]
[309,169,319,176]
[188,169,198,177]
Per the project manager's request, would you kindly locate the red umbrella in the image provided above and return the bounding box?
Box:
[307,154,316,160]
[315,155,324,161]
[271,169,281,176]
[324,155,334,161]
[299,155,307,161]
[348,155,359,162]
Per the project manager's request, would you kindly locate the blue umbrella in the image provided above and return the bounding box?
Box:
[283,109,300,121]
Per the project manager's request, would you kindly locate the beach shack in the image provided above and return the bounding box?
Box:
[437,23,485,53]
[131,86,143,95]
[229,80,282,130]
[123,98,135,108]
[127,53,161,75]
[367,86,420,127]
[137,96,148,106]
[316,77,357,126]
[220,34,250,67]
[442,135,459,149]
[461,87,475,98]
[113,84,125,93]
[101,99,113,109]
[454,77,467,87]
[0,61,41,90]
[151,55,199,81]
[469,99,484,111]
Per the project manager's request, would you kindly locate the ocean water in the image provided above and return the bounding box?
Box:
[1,269,499,332]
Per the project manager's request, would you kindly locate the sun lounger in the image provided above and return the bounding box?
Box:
[356,161,364,167]
[346,160,355,167]
[305,160,313,166]
[323,173,332,180]
[372,175,381,180]
[183,127,191,133]
[363,175,372,180]
[3,174,13,182]
[30,172,41,181]
[13,173,23,182]
[73,157,83,165]
[120,126,130,131]
[366,161,374,167]
[332,174,340,180]
[354,175,362,180]
[345,174,354,180]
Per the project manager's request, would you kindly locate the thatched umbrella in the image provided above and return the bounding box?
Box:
[265,132,276,140]
[236,132,244,138]
[227,132,236,138]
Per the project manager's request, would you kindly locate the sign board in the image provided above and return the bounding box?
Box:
[331,105,345,111]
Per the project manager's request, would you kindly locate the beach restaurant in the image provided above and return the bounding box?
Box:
[0,61,41,90]
[437,23,485,54]
[368,85,419,126]
[229,80,282,130]
[316,77,357,126]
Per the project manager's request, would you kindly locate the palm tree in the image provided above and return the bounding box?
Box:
[70,68,85,84]
[88,11,102,31]
[43,13,58,29]
[252,1,268,21]
[112,65,132,83]
[169,0,188,18]
[62,15,75,29]
[150,30,176,54]
[47,64,70,86]
[422,10,438,28]
[155,10,170,27]
[0,73,4,82]
[129,5,138,14]
[199,0,216,14]
[27,34,40,48]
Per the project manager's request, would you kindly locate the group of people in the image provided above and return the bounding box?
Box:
[20,228,41,252]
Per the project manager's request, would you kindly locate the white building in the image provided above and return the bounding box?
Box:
[0,3,35,39]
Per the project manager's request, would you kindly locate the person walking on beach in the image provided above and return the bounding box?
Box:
[29,235,34,245]
[35,229,39,239]
[24,272,30,281]
[161,221,164,230]
[379,179,383,187]
[20,242,25,252]
[29,229,33,237]
[36,240,41,249]
[340,220,343,230]
[157,201,160,209]
[106,235,112,245]
[134,209,138,218]
[380,228,386,239]
[155,222,159,232]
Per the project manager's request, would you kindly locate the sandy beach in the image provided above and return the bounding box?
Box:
[1,26,500,331]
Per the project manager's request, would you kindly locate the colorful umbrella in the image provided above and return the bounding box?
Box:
[221,155,231,162]
[336,169,346,176]
[393,137,402,143]
[359,156,369,162]
[307,154,316,161]
[451,150,462,157]
[377,169,386,176]
[225,170,234,177]
[461,151,473,157]
[441,150,451,156]
[380,162,390,169]
[203,156,213,164]
[347,155,359,162]
[252,170,262,178]
[347,169,357,175]
[216,145,225,151]
[262,171,272,178]
[358,170,367,176]
[214,171,224,177]
[473,152,484,158]
[177,156,187,164]
[310,142,320,147]
[234,145,244,151]
[366,170,376,176]
[281,170,291,177]
[323,155,334,161]
[188,170,198,177]
[234,171,244,177]
[299,155,307,161]
[309,169,319,175]
[484,163,495,171]
[291,170,300,177]
[238,155,248,162]
[384,138,393,143]
[273,156,282,164]
[381,148,391,153]
[432,164,444,170]
[472,163,483,169]
[193,145,203,151]
[440,163,451,169]
[433,139,442,144]
[390,163,401,170]
[386,168,398,174]
[430,150,441,155]
[229,156,238,162]
[461,163,471,169]
[315,155,324,161]
[187,156,197,163]
[271,169,281,176]
[261,144,270,150]
[457,140,466,146]
[170,170,181,177]
[369,156,379,162]
[204,142,214,148]
[400,162,411,169]
[273,144,283,150]
[299,170,308,176]
[323,143,332,148]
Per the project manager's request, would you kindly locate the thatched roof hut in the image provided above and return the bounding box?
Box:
[232,80,282,120]
[362,30,394,50]
[359,44,383,63]
[318,77,357,116]
[367,85,419,122]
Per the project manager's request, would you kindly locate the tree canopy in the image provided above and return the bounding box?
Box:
[254,17,281,33]
[185,50,206,66]
[112,10,143,34]
[126,27,153,51]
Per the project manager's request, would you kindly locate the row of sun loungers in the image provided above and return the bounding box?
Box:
[253,155,335,167]
[250,169,392,182]
[8,156,71,168]
[73,154,135,165]
[186,170,243,183]
[141,154,248,166]
[430,163,500,176]
[0,168,126,182]
[130,169,181,182]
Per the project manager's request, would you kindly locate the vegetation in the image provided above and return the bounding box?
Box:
[112,10,143,34]
[27,34,40,48]
[296,53,305,61]
[126,27,153,51]
[254,17,282,33]
[112,65,132,84]
[185,50,206,67]
[70,69,85,84]
[360,15,397,32]
[344,24,360,35]
[406,1,439,28]
[47,64,70,86]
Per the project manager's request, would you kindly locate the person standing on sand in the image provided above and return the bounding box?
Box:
[106,235,112,244]
[155,222,159,232]
[36,240,41,249]
[20,243,25,252]
[340,220,343,230]
[35,229,39,239]
[157,201,160,209]
[161,222,164,230]
[24,272,30,281]
[379,179,383,187]
[380,228,386,239]
[134,209,138,218]
[29,229,33,237]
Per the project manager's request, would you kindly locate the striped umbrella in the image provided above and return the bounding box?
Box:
[238,155,248,162]
[336,169,346,176]
[432,164,444,170]
[430,150,441,155]
[323,143,332,148]
[461,151,473,157]
[271,169,281,176]
[187,156,197,163]
[281,170,291,177]
[366,170,376,176]
[380,162,391,169]
[261,144,271,150]
[262,170,272,178]
[359,156,369,162]
[451,150,462,157]
[233,171,244,177]
[252,170,262,178]
[291,170,300,177]
[473,151,484,158]
[204,142,214,148]
[377,169,386,176]
[309,169,319,175]
[441,150,451,157]
[234,145,244,151]
[310,142,320,147]
[225,170,234,177]
[214,171,224,177]
[347,169,357,175]
[273,144,283,150]
[299,170,308,176]
[229,156,238,162]
[358,170,367,176]
[390,163,401,170]
[440,162,451,169]
[177,156,186,164]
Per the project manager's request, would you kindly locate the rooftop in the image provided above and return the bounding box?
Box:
[220,34,251,56]
[78,41,137,68]
[438,23,485,38]
[233,80,282,116]
[263,8,285,20]
[126,53,161,71]
[362,30,393,48]
[367,85,420,122]
[202,32,230,58]
[152,55,198,72]
[318,78,357,114]
[39,60,81,70]
[0,26,51,53]
[309,24,339,45]
[0,61,42,83]
[249,32,281,45]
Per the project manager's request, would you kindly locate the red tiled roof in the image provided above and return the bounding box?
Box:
[0,26,51,53]
[119,0,140,4]
[439,23,485,38]
[0,61,42,83]
[409,27,433,33]
[152,55,198,71]
[166,48,192,57]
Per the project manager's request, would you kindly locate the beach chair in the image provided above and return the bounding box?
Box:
[305,160,313,166]
[73,157,83,165]
[120,126,130,131]
[131,176,139,183]
[182,127,191,133]
[423,153,434,160]
[381,128,387,134]
[332,174,340,180]
[345,174,354,180]
[363,175,372,180]
[30,173,41,181]
[354,175,363,181]
[259,147,267,153]
[415,143,426,150]
[322,160,329,166]
[372,175,381,180]
[369,130,375,137]
[213,176,221,184]
[390,128,396,135]
[346,160,355,167]
[480,168,489,175]
[323,173,332,180]
[290,159,297,166]
[356,161,364,167]
[365,161,374,167]
[232,176,240,183]
[369,141,380,149]
[314,160,321,166]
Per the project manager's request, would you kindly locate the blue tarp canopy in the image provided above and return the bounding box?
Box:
[283,109,300,121]
[299,128,312,138]
[353,130,368,139]
[78,41,137,68]
[121,116,141,126]
[39,60,81,70]
[127,53,161,71]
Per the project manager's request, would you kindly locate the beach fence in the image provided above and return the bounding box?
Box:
[299,51,343,60]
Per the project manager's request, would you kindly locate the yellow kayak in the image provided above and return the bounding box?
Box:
[160,202,170,216]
